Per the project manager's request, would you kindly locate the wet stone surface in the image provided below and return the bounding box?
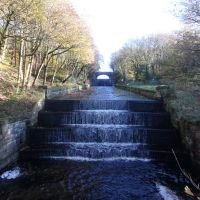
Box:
[0,160,193,200]
[0,87,196,200]
[56,87,149,100]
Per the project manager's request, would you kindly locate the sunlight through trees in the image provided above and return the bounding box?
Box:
[110,0,200,89]
[0,0,99,91]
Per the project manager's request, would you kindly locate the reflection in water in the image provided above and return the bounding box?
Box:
[0,87,193,200]
[156,183,179,200]
[0,160,191,200]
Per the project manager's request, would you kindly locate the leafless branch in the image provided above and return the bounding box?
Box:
[172,149,200,194]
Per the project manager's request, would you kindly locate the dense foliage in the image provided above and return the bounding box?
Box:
[0,0,98,91]
[111,0,200,90]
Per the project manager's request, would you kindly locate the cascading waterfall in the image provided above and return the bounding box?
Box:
[22,95,182,162]
[1,87,190,200]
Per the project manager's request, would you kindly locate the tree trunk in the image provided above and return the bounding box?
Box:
[43,55,53,85]
[51,58,67,85]
[25,56,34,88]
[43,65,48,85]
[32,53,40,76]
[62,74,73,83]
[51,66,58,85]
[0,19,11,60]
[17,38,25,91]
[62,64,77,84]
[14,36,17,68]
[32,52,48,86]
[0,37,8,63]
[10,37,16,67]
[32,59,45,86]
[76,65,86,78]
[22,41,27,89]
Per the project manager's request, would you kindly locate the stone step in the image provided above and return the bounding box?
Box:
[29,125,179,146]
[44,99,164,112]
[38,110,172,128]
[20,143,186,162]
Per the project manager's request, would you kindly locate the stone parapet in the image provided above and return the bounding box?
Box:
[0,85,87,170]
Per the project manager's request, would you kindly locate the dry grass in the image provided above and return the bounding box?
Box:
[159,78,200,122]
[126,83,158,92]
[169,90,200,123]
[0,62,44,121]
[0,89,44,122]
[0,62,80,121]
[0,62,18,99]
[122,79,200,123]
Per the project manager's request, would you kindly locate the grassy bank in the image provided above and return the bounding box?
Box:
[0,90,44,122]
[0,62,83,122]
[116,82,200,168]
[116,83,161,100]
[126,83,158,92]
[118,82,200,123]
[0,62,42,121]
[166,90,200,124]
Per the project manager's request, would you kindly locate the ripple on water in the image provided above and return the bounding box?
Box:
[0,160,191,200]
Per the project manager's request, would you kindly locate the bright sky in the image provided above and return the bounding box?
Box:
[71,0,182,71]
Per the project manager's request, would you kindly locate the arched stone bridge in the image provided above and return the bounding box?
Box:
[91,71,114,86]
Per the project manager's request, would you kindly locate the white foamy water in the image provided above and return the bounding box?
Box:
[156,183,179,200]
[41,156,152,162]
[0,167,21,180]
[48,142,145,147]
[61,124,143,128]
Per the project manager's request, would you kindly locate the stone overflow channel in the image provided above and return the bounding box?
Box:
[0,87,193,200]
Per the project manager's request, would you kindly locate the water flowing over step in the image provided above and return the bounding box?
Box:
[45,99,164,112]
[22,92,184,162]
[29,126,179,145]
[22,142,183,161]
[38,110,172,128]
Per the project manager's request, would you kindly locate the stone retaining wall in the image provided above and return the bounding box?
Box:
[158,87,200,168]
[45,85,83,99]
[116,84,200,168]
[0,85,85,170]
[0,121,26,170]
[116,85,161,100]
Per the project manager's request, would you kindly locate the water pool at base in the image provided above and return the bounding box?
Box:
[0,160,194,200]
[0,87,196,200]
